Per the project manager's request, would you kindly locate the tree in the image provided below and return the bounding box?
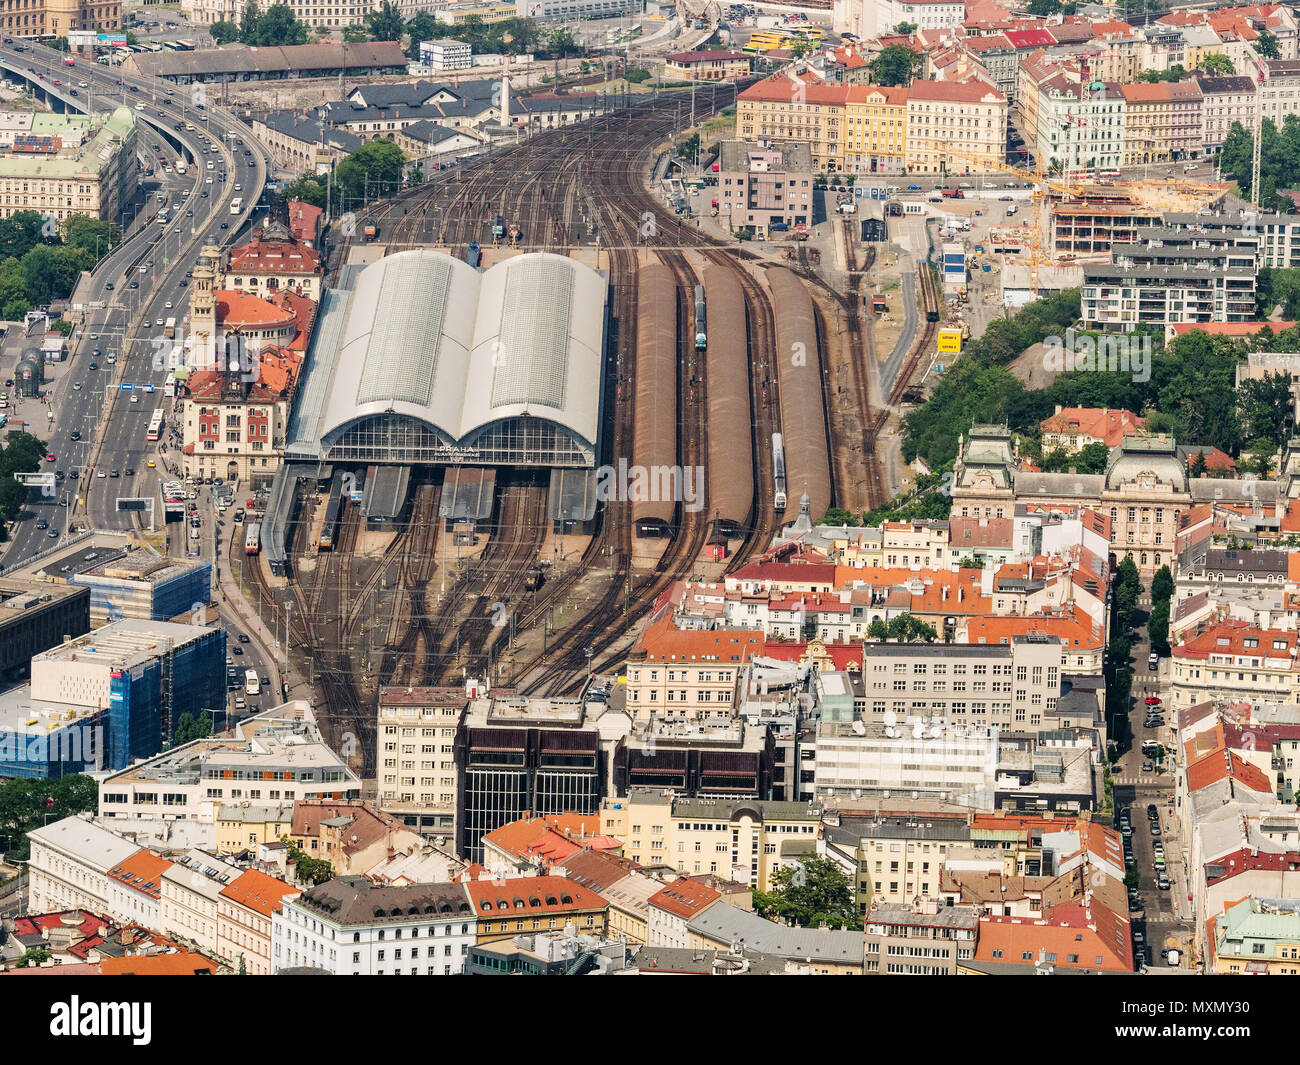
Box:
[332,138,407,210]
[1200,53,1235,76]
[1238,371,1295,449]
[404,10,439,58]
[1027,0,1062,13]
[283,173,328,208]
[958,555,978,569]
[365,0,404,41]
[1148,599,1170,657]
[1150,565,1173,606]
[751,856,861,930]
[868,42,922,86]
[283,837,334,885]
[16,948,51,967]
[0,774,98,862]
[343,23,369,42]
[546,27,577,56]
[210,20,239,44]
[173,710,212,745]
[239,0,261,42]
[625,68,651,84]
[243,3,308,46]
[1257,30,1282,60]
[789,36,814,60]
[871,612,939,643]
[893,20,917,33]
[1190,450,1208,477]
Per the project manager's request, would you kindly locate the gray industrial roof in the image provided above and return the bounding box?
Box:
[686,903,865,964]
[289,251,605,457]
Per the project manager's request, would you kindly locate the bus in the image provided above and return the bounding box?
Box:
[146,408,164,442]
[175,162,186,176]
[746,30,785,50]
[245,669,260,696]
[163,317,176,339]
[230,197,243,216]
[164,378,176,398]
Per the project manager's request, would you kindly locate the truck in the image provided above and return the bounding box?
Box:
[940,188,964,199]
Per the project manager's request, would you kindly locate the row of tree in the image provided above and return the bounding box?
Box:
[282,138,409,214]
[1148,565,1173,658]
[211,2,309,46]
[0,432,50,529]
[0,773,98,861]
[1218,114,1300,210]
[903,309,1300,477]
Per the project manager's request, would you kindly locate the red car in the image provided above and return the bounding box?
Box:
[45,452,55,462]
[1144,696,1162,706]
[51,78,60,85]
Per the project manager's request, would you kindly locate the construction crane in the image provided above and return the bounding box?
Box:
[910,137,1082,298]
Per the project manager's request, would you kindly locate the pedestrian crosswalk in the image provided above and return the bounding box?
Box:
[1144,914,1186,925]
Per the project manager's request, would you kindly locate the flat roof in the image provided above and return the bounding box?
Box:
[438,466,495,522]
[362,464,410,520]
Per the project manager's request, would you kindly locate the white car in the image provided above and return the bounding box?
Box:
[190,527,200,539]
[130,394,140,403]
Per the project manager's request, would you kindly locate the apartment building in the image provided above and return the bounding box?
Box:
[375,685,466,838]
[184,0,430,27]
[1032,75,1127,174]
[857,636,1069,732]
[624,616,763,715]
[864,898,980,974]
[905,80,1008,174]
[874,0,965,32]
[843,84,909,175]
[686,901,866,973]
[216,868,300,975]
[647,876,723,948]
[288,800,425,876]
[273,877,477,975]
[252,113,364,176]
[418,38,472,72]
[463,876,609,944]
[822,813,972,912]
[1172,621,1300,709]
[1210,896,1300,973]
[1195,74,1257,153]
[1120,82,1180,163]
[599,789,823,891]
[736,77,851,174]
[1260,58,1300,129]
[0,108,137,223]
[1081,246,1256,332]
[159,849,245,953]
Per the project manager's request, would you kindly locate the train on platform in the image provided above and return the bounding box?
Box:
[694,284,707,350]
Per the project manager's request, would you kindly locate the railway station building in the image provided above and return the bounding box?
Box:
[285,250,608,470]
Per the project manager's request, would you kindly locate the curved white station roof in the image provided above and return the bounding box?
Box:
[312,249,606,451]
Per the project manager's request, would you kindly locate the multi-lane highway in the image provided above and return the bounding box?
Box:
[0,43,265,570]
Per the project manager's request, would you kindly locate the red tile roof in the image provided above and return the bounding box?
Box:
[648,876,723,920]
[106,849,173,900]
[1187,747,1273,794]
[1040,407,1145,447]
[227,236,321,276]
[975,898,1132,971]
[636,614,765,663]
[463,875,608,916]
[219,868,299,918]
[215,289,299,329]
[100,952,220,976]
[1175,621,1298,663]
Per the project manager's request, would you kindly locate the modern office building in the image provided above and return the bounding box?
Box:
[456,696,602,863]
[0,579,90,683]
[69,552,212,623]
[30,619,226,766]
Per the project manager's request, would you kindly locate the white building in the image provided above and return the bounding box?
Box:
[27,814,141,916]
[97,702,362,825]
[273,876,478,975]
[419,38,472,71]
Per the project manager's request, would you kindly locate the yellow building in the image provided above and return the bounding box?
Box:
[843,85,908,176]
[463,876,608,944]
[215,802,294,853]
[599,789,822,892]
[737,76,850,174]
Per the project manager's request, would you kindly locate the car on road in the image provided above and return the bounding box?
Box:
[189,527,200,540]
[997,195,1013,201]
[124,467,134,476]
[129,281,138,289]
[88,362,97,370]
[220,222,228,229]
[232,645,243,655]
[1147,804,1159,819]
[109,469,119,478]
[1156,874,1171,890]
[69,430,80,440]
[96,470,105,478]
[1142,760,1154,772]
[261,675,270,687]
[1144,696,1162,706]
[45,452,54,462]
[68,469,77,479]
[238,632,249,643]
[47,528,57,538]
[35,519,47,530]
[1150,821,1161,836]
